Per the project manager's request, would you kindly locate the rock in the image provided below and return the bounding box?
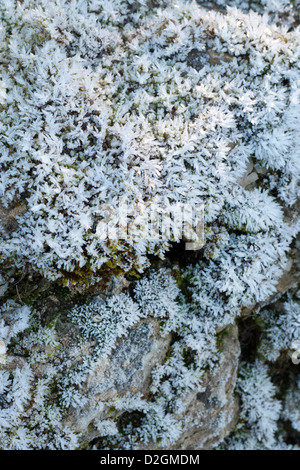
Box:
[101,275,131,298]
[61,318,172,442]
[10,306,240,449]
[187,48,210,70]
[238,158,259,189]
[136,324,240,450]
[254,163,268,176]
[84,322,239,450]
[0,202,27,236]
[171,324,240,450]
[187,48,234,71]
[0,280,8,298]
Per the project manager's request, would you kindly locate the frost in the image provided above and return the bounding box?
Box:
[259,295,300,361]
[0,0,298,282]
[0,301,31,345]
[223,360,282,449]
[0,0,299,451]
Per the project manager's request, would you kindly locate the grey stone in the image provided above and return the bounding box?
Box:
[62,318,172,440]
[167,324,240,450]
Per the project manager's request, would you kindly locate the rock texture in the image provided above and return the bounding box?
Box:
[62,318,172,442]
[2,290,241,450]
[169,325,240,450]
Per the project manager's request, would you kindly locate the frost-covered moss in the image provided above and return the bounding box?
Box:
[0,0,299,282]
[0,302,78,449]
[0,0,299,451]
[259,292,300,361]
[223,360,283,449]
[0,269,222,449]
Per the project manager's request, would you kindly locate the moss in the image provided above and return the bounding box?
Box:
[60,261,94,286]
[107,406,117,416]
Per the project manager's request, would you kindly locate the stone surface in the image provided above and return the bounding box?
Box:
[60,318,172,442]
[11,308,240,449]
[187,48,234,71]
[0,201,27,236]
[238,158,259,189]
[136,324,240,450]
[171,324,240,450]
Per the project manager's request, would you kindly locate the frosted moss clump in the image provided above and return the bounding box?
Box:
[0,301,31,345]
[0,303,77,450]
[223,188,284,234]
[0,0,299,283]
[59,292,146,408]
[223,360,283,450]
[0,366,78,450]
[183,222,297,331]
[259,294,300,361]
[133,268,185,332]
[206,0,299,30]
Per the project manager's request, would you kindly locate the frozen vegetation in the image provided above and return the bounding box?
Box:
[0,0,299,450]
